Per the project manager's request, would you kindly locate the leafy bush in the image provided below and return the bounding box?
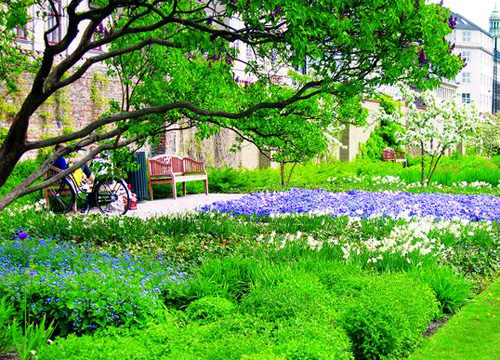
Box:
[40,313,354,360]
[332,274,438,360]
[0,158,44,206]
[359,118,405,161]
[185,296,237,323]
[176,257,267,302]
[240,274,337,322]
[274,319,354,360]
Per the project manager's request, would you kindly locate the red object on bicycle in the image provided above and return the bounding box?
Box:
[126,183,137,210]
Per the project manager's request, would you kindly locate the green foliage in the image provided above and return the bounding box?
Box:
[185,297,237,323]
[410,267,472,315]
[240,275,337,322]
[336,274,438,360]
[0,158,44,206]
[11,315,55,360]
[0,297,15,356]
[359,118,405,161]
[39,313,353,360]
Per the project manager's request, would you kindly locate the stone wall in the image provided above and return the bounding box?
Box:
[4,67,384,167]
[1,66,122,145]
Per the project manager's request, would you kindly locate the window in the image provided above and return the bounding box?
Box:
[462,93,471,104]
[462,31,471,42]
[47,0,62,44]
[245,45,254,61]
[462,51,471,62]
[461,72,471,84]
[16,27,28,40]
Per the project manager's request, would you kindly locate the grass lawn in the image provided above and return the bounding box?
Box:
[409,278,500,360]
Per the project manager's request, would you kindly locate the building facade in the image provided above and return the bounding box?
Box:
[446,6,500,115]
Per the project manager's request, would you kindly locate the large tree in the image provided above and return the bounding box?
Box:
[0,0,462,210]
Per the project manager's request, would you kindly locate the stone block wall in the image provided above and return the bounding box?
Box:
[3,67,385,168]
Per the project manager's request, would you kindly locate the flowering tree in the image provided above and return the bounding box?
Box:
[0,0,463,210]
[477,113,500,156]
[380,85,483,186]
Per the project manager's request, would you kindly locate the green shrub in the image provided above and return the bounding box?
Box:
[359,119,405,161]
[240,274,337,322]
[275,319,353,360]
[334,274,438,360]
[185,296,237,323]
[40,313,354,360]
[0,158,44,206]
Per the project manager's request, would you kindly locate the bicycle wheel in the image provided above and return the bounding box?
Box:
[46,179,75,214]
[94,179,130,215]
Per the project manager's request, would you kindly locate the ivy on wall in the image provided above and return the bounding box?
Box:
[90,72,110,121]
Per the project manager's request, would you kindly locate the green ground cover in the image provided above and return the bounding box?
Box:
[409,278,500,360]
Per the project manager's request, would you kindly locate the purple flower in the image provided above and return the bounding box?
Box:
[30,269,35,277]
[18,232,28,240]
[200,189,500,222]
[418,49,429,64]
[448,15,457,30]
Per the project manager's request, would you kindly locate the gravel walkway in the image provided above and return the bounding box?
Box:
[127,193,245,218]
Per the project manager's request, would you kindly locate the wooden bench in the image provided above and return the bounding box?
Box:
[382,148,407,166]
[147,154,208,200]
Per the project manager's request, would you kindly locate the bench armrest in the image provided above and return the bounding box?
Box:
[149,159,173,178]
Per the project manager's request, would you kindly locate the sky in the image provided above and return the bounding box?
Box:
[431,0,497,31]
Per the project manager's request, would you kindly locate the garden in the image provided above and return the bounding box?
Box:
[0,1,499,359]
[0,153,499,360]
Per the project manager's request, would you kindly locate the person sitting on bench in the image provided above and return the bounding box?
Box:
[53,143,95,184]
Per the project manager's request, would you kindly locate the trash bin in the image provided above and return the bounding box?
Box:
[128,151,149,201]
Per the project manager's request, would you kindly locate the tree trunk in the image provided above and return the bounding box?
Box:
[0,89,51,189]
[420,141,425,186]
[0,146,25,190]
[280,162,285,186]
[286,163,298,185]
[427,149,446,187]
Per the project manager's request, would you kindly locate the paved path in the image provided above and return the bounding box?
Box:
[127,193,245,218]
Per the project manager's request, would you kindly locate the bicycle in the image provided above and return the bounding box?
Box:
[44,163,130,216]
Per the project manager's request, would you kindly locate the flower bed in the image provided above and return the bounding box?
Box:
[201,189,500,221]
[0,237,186,334]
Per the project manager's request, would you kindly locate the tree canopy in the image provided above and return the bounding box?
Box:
[0,0,463,210]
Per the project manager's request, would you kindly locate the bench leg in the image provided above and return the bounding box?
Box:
[183,182,186,196]
[148,179,154,201]
[172,180,177,199]
[204,179,209,195]
[44,189,49,209]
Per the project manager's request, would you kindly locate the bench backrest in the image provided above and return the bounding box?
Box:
[394,151,406,159]
[149,154,206,178]
[382,149,395,160]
